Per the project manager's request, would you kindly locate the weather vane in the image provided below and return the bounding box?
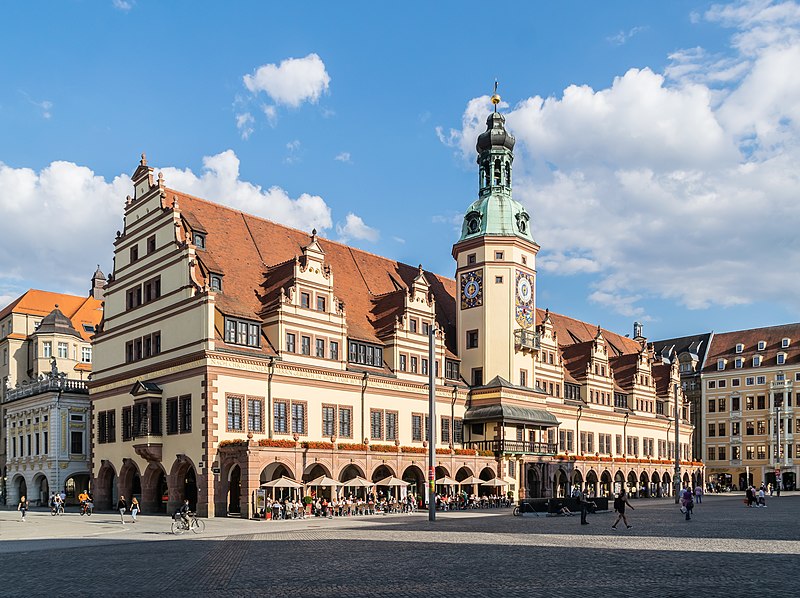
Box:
[491,80,501,112]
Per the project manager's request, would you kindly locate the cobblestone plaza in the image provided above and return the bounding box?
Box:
[1,494,798,596]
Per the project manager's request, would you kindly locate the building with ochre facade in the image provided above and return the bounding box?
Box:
[89,105,700,518]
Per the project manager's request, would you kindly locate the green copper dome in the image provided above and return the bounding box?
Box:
[457,112,534,244]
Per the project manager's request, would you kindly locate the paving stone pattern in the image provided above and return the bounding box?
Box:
[1,495,798,597]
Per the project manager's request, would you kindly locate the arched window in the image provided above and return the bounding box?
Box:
[494,159,501,185]
[505,162,511,186]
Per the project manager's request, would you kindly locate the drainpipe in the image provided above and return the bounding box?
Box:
[360,372,369,443]
[450,384,458,447]
[267,357,275,439]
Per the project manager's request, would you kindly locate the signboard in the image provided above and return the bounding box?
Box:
[256,489,266,512]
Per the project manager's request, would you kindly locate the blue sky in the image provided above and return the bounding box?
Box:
[1,0,800,342]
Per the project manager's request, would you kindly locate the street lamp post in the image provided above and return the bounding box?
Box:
[674,383,681,504]
[775,392,784,489]
[428,324,436,522]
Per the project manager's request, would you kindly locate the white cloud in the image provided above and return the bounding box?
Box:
[112,0,134,11]
[0,150,335,299]
[439,0,800,319]
[284,140,301,164]
[334,152,351,163]
[336,213,379,242]
[243,54,330,108]
[20,91,53,119]
[235,112,254,139]
[606,25,648,45]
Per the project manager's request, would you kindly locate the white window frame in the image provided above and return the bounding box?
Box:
[777,353,786,365]
[735,343,744,354]
[757,340,766,351]
[753,355,761,367]
[782,338,790,348]
[735,358,743,369]
[717,359,726,371]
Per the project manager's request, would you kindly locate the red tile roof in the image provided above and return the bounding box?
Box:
[704,323,800,373]
[0,290,102,341]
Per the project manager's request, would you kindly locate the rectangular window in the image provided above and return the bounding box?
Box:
[467,253,476,264]
[147,234,156,254]
[746,396,754,410]
[412,414,423,442]
[441,417,450,443]
[224,317,260,348]
[98,411,108,444]
[757,445,766,460]
[43,341,52,358]
[519,370,527,387]
[732,421,740,436]
[421,358,428,375]
[708,447,716,461]
[339,407,352,438]
[495,251,504,260]
[732,445,741,460]
[370,409,384,440]
[248,398,263,433]
[757,420,766,435]
[445,360,459,380]
[410,319,417,333]
[330,341,339,361]
[166,398,179,435]
[708,424,716,438]
[291,402,306,434]
[106,410,116,443]
[718,423,726,436]
[274,401,288,434]
[300,292,310,308]
[286,333,296,353]
[150,400,162,436]
[410,356,418,373]
[385,411,398,441]
[348,341,383,367]
[757,376,766,385]
[399,354,407,371]
[466,330,479,349]
[322,406,336,437]
[708,399,716,413]
[718,446,726,461]
[453,418,463,444]
[746,377,755,386]
[130,245,138,262]
[718,398,726,411]
[746,445,754,460]
[732,396,740,411]
[227,395,243,431]
[317,296,326,312]
[58,342,68,358]
[746,420,755,435]
[316,338,325,358]
[81,346,92,363]
[70,431,83,455]
[757,395,766,409]
[122,406,133,441]
[143,277,161,303]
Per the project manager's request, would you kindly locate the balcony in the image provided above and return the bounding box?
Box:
[466,439,557,456]
[6,378,88,402]
[514,329,540,352]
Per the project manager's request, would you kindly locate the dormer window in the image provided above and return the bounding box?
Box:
[753,355,762,367]
[735,343,744,354]
[193,233,206,249]
[210,275,222,292]
[782,338,790,348]
[717,359,726,371]
[777,353,786,365]
[757,340,766,351]
[735,357,743,369]
[224,317,260,348]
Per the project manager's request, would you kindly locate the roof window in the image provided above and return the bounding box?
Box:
[193,232,206,249]
[757,340,766,351]
[782,338,790,348]
[735,343,744,354]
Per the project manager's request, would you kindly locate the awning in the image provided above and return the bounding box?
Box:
[463,404,559,426]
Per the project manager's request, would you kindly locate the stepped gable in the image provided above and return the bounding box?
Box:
[174,190,458,353]
[704,323,800,372]
[536,308,641,356]
[0,290,102,341]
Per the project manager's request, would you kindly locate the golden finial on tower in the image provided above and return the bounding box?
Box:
[491,80,501,112]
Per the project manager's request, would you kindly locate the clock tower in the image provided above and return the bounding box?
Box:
[452,96,540,387]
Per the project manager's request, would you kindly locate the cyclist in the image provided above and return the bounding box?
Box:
[78,490,89,513]
[179,498,192,526]
[52,493,64,514]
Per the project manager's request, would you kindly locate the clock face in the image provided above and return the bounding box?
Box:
[460,269,483,309]
[517,277,532,303]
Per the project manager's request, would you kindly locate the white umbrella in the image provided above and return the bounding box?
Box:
[374,476,409,487]
[435,476,460,486]
[261,476,303,489]
[481,478,509,487]
[341,476,374,488]
[306,475,342,487]
[458,475,483,485]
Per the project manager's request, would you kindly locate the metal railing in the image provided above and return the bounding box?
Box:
[466,439,558,455]
[514,329,540,351]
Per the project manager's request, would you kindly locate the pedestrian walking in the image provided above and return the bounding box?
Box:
[576,487,589,525]
[694,485,703,504]
[117,495,128,524]
[611,489,634,529]
[131,497,140,522]
[681,487,694,520]
[18,495,28,522]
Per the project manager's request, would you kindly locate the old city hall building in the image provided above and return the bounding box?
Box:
[89,106,700,517]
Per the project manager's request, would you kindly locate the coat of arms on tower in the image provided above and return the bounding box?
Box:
[515,270,533,328]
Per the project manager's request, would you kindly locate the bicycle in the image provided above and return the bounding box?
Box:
[171,512,205,535]
[80,501,93,516]
[51,504,65,516]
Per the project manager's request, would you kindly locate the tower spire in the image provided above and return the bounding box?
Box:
[491,80,501,113]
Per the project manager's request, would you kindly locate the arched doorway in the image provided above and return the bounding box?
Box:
[339,464,364,483]
[33,473,49,506]
[228,465,241,514]
[13,475,27,505]
[402,465,425,503]
[554,469,568,498]
[586,470,598,498]
[738,472,753,490]
[184,467,198,510]
[119,460,141,503]
[662,472,672,497]
[614,470,625,495]
[372,464,396,499]
[455,466,473,483]
[651,472,661,497]
[682,472,690,489]
[304,463,334,500]
[260,462,295,484]
[142,463,167,513]
[526,465,541,498]
[783,472,796,491]
[639,472,650,497]
[571,470,583,495]
[626,471,638,496]
[600,471,612,497]
[96,461,117,510]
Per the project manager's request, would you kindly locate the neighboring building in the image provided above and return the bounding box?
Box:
[0,285,103,504]
[702,324,800,491]
[90,111,699,518]
[653,332,712,461]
